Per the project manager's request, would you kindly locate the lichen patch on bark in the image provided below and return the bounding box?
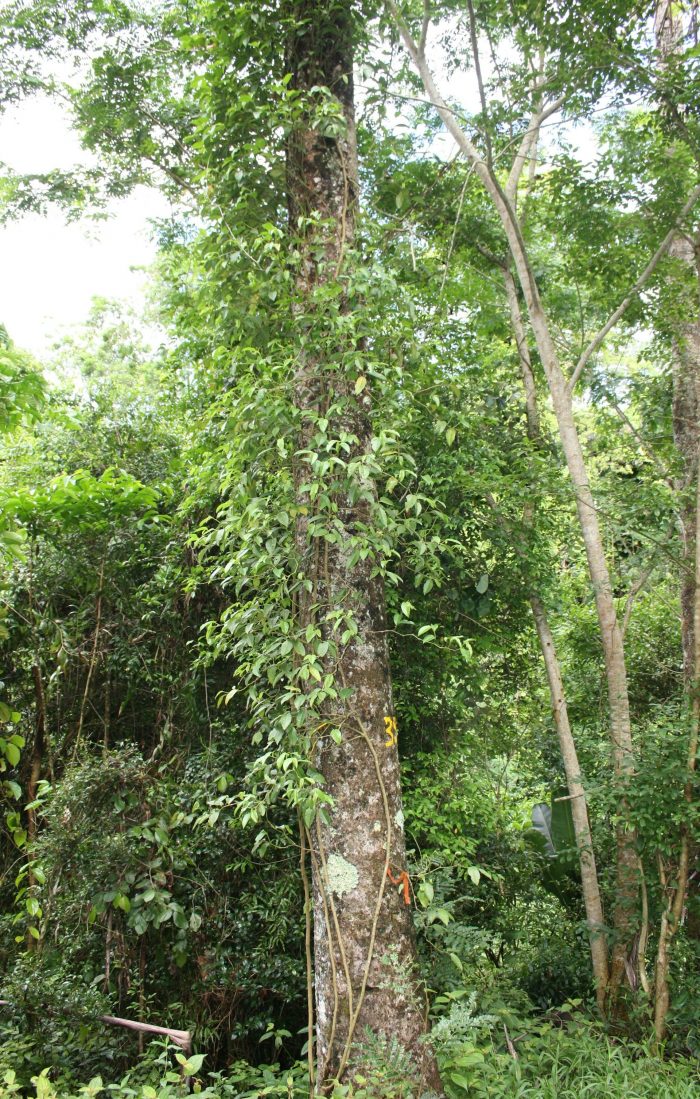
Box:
[326,853,359,897]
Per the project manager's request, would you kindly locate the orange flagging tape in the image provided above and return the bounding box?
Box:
[386,866,411,905]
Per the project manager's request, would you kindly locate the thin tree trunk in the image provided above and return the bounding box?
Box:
[27,663,45,849]
[389,12,639,1000]
[286,3,442,1091]
[503,269,609,1008]
[103,668,111,757]
[26,535,46,909]
[530,597,609,1004]
[74,557,105,760]
[671,252,700,682]
[652,1,700,1042]
[24,662,47,952]
[497,200,641,1001]
[656,0,700,686]
[653,436,700,1043]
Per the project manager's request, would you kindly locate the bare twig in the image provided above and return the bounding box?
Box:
[0,1002,191,1055]
[504,1023,519,1060]
[439,161,478,296]
[101,1015,191,1054]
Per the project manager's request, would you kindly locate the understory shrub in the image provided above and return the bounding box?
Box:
[2,1014,699,1099]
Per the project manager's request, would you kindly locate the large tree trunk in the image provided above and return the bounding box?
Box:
[286,4,442,1092]
[503,269,609,1009]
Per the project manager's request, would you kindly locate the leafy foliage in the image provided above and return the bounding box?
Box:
[1,0,700,1091]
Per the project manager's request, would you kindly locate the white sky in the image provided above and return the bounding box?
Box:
[0,96,169,358]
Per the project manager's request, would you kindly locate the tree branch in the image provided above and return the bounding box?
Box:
[606,392,676,489]
[466,0,494,170]
[621,560,658,641]
[505,96,564,203]
[567,183,700,393]
[418,0,430,57]
[386,0,485,171]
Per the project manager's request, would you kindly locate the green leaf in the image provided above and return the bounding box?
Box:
[354,375,367,395]
[176,1053,205,1077]
[417,881,434,906]
[453,1050,484,1066]
[4,743,20,767]
[432,907,451,925]
[449,1072,472,1091]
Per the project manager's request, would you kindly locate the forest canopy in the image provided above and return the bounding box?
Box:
[0,1,700,1097]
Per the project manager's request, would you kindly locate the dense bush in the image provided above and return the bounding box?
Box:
[2,1015,698,1099]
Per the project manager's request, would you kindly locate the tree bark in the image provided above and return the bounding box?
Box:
[286,3,442,1092]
